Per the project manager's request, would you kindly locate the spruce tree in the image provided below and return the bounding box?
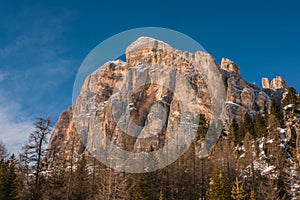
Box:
[276,171,290,200]
[206,167,230,200]
[206,167,219,200]
[254,113,267,139]
[265,98,284,166]
[241,113,254,135]
[0,155,18,200]
[134,174,149,200]
[268,100,282,132]
[281,87,299,110]
[73,155,90,200]
[250,190,256,200]
[230,118,239,145]
[158,187,165,200]
[231,177,247,200]
[0,141,8,160]
[270,99,282,123]
[236,113,254,146]
[47,165,66,200]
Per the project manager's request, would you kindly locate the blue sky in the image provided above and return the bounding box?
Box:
[0,0,299,153]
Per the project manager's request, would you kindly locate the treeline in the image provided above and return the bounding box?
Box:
[0,87,299,200]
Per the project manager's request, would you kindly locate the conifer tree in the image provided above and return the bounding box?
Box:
[241,113,254,134]
[230,118,239,145]
[270,99,282,123]
[276,171,290,200]
[266,99,283,164]
[250,190,256,200]
[134,174,149,200]
[235,113,254,145]
[231,177,247,200]
[281,87,299,109]
[0,155,18,200]
[158,187,165,200]
[47,164,66,200]
[0,140,8,160]
[269,100,282,131]
[206,167,230,200]
[133,147,159,199]
[254,113,267,139]
[73,155,90,200]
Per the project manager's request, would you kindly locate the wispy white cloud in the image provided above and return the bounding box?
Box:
[0,6,78,154]
[0,97,34,155]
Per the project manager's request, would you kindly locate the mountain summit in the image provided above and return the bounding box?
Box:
[44,37,300,199]
[48,37,287,161]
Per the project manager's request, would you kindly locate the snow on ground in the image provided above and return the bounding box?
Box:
[284,104,294,110]
[241,160,277,179]
[266,139,274,144]
[261,165,276,175]
[225,101,244,108]
[258,137,266,159]
[128,107,137,111]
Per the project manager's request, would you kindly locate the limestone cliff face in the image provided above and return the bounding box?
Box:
[221,58,269,123]
[262,76,288,91]
[262,76,288,106]
[48,107,83,163]
[48,37,284,158]
[73,37,216,155]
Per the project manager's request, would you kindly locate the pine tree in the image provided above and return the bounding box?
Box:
[250,190,256,200]
[235,113,254,146]
[230,118,240,145]
[134,174,149,200]
[262,177,278,200]
[268,100,282,132]
[266,100,283,164]
[231,177,247,200]
[133,147,159,199]
[270,99,282,123]
[73,155,90,200]
[159,187,165,200]
[206,167,230,200]
[241,113,254,135]
[254,113,268,138]
[0,140,8,160]
[281,87,299,110]
[47,164,66,200]
[0,155,18,200]
[276,171,290,200]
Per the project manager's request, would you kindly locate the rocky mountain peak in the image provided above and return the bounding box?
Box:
[220,58,240,75]
[49,37,284,162]
[126,37,173,53]
[125,36,196,68]
[262,76,288,91]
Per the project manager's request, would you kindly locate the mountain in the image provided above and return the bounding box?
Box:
[46,37,300,199]
[48,37,285,161]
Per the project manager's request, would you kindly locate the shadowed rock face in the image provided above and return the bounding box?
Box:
[48,37,285,159]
